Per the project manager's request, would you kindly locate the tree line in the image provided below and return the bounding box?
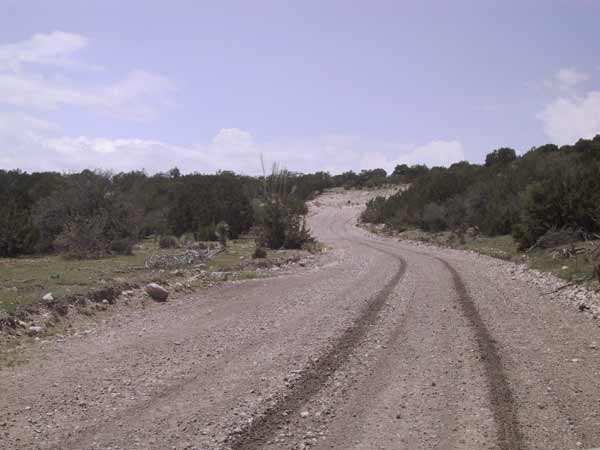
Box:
[362,135,600,249]
[0,167,339,258]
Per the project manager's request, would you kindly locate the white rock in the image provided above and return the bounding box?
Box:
[42,293,54,302]
[28,326,43,335]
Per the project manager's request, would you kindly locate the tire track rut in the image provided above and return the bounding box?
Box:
[437,258,524,450]
[229,228,407,449]
[362,234,524,450]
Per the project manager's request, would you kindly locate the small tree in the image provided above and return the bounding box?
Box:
[361,196,386,224]
[254,161,314,249]
[33,171,141,258]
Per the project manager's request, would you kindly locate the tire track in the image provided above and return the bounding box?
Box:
[437,258,524,450]
[360,235,524,450]
[229,212,407,450]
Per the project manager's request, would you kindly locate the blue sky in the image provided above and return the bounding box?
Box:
[1,0,599,174]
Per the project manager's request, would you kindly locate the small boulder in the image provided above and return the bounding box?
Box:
[145,283,169,302]
[28,326,43,335]
[42,293,54,302]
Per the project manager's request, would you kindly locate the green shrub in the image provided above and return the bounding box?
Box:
[362,135,600,252]
[159,235,179,249]
[361,196,386,224]
[421,202,447,231]
[283,215,313,249]
[110,238,135,255]
[179,232,196,247]
[33,171,141,258]
[54,215,110,259]
[197,223,217,241]
[252,247,267,258]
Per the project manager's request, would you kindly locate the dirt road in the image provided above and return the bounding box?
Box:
[1,190,599,450]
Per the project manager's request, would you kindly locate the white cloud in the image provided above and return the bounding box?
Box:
[0,32,465,174]
[212,128,255,148]
[0,32,174,120]
[0,112,58,170]
[0,30,90,72]
[536,67,600,145]
[0,69,174,121]
[0,111,58,134]
[39,136,192,172]
[1,120,464,174]
[537,91,600,145]
[542,68,590,92]
[391,140,465,167]
[555,68,590,91]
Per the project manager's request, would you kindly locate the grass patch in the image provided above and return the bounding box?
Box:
[0,238,257,314]
[458,235,520,261]
[455,235,598,285]
[393,228,599,289]
[206,239,256,271]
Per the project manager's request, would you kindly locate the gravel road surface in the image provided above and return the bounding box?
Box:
[1,189,599,450]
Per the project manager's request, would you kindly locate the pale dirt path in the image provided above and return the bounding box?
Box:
[1,189,599,450]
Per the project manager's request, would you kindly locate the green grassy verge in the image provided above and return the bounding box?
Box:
[456,235,598,284]
[0,238,257,314]
[390,229,599,289]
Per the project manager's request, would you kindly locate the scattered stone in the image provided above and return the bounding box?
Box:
[28,326,43,335]
[300,411,310,418]
[42,293,54,302]
[145,283,169,302]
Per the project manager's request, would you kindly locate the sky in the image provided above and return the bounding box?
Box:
[1,0,599,175]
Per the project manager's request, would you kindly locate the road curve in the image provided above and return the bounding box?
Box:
[1,189,599,450]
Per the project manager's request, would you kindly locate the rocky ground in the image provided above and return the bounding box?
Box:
[1,188,599,450]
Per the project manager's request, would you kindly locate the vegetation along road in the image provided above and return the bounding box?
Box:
[1,189,600,450]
